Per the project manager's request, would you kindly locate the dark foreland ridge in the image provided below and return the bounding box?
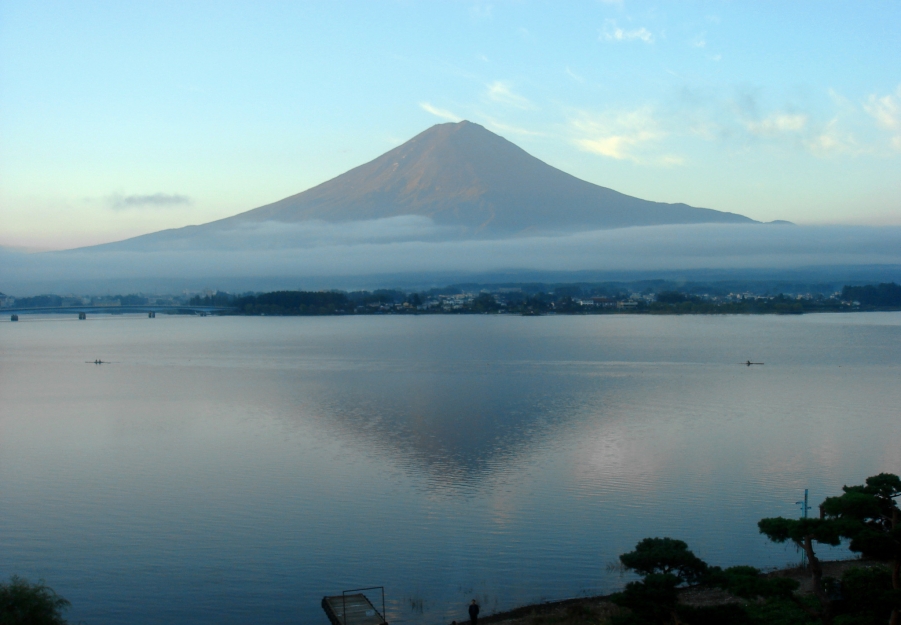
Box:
[85,121,760,252]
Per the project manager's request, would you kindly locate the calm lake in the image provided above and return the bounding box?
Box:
[1,313,900,624]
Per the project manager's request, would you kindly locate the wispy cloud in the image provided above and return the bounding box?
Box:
[723,88,881,156]
[600,19,654,44]
[728,90,838,152]
[420,102,462,122]
[805,118,859,157]
[570,107,667,162]
[863,85,901,150]
[864,87,901,129]
[469,3,492,20]
[482,117,545,137]
[108,193,191,210]
[660,155,686,167]
[565,67,586,83]
[745,113,808,137]
[486,81,535,110]
[563,84,890,164]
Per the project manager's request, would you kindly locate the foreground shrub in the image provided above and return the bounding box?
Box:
[0,576,70,625]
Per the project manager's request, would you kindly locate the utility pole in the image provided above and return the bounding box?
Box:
[796,488,811,568]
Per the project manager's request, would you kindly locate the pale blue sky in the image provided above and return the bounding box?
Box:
[2,1,900,249]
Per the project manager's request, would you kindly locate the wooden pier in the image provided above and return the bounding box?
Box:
[322,588,387,625]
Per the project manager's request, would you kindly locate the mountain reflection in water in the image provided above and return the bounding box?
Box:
[286,365,614,492]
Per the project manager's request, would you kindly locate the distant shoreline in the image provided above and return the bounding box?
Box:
[6,282,899,317]
[6,306,901,319]
[185,283,901,316]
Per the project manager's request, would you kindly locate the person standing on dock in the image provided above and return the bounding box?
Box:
[469,599,480,625]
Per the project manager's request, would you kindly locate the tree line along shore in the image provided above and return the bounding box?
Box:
[184,282,901,316]
[4,473,898,625]
[4,282,899,317]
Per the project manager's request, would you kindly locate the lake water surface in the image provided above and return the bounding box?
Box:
[1,313,900,624]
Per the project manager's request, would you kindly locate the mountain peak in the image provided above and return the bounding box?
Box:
[224,120,754,234]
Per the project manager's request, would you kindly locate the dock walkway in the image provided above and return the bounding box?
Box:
[322,591,387,625]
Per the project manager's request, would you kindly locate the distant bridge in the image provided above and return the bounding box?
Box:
[5,305,234,317]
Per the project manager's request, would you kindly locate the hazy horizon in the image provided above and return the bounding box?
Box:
[3,222,901,296]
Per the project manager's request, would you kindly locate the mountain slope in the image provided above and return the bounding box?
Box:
[86,121,757,252]
[223,120,754,232]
